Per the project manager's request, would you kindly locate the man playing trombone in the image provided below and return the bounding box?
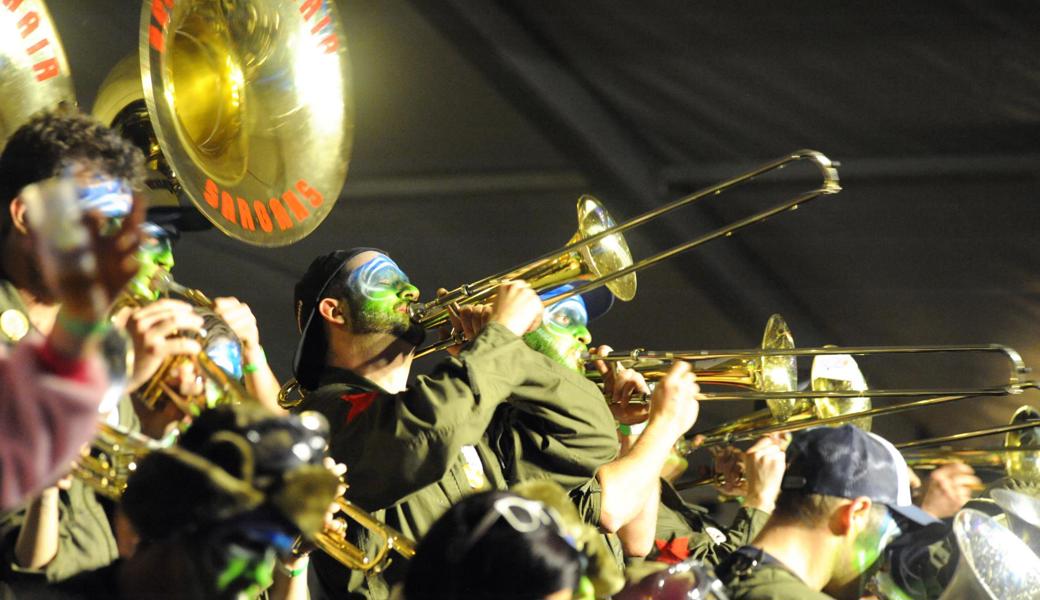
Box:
[527,283,787,565]
[288,248,676,599]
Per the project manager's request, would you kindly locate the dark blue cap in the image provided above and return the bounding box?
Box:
[781,425,939,529]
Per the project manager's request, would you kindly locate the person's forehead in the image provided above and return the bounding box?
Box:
[548,296,587,315]
[67,161,118,184]
[344,251,389,273]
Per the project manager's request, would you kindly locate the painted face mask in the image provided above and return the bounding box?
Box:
[344,254,423,342]
[849,508,903,594]
[126,223,175,302]
[195,518,294,600]
[76,175,133,237]
[523,296,591,372]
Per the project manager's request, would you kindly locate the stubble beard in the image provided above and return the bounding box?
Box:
[349,302,426,348]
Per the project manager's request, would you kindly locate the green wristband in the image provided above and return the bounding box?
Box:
[243,347,266,374]
[56,311,110,338]
[617,423,632,436]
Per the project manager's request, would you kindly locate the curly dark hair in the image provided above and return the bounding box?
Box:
[0,106,146,237]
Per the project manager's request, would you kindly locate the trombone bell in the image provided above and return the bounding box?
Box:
[809,351,871,431]
[1006,405,1040,483]
[573,195,636,301]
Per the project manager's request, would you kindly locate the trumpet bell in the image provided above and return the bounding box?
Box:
[938,508,1040,600]
[990,488,1040,558]
[1005,405,1040,482]
[0,0,76,148]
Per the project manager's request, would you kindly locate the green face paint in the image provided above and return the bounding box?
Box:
[523,297,591,372]
[214,544,276,598]
[849,509,902,592]
[126,229,175,301]
[345,254,421,338]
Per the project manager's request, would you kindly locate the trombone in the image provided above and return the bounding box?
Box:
[898,405,1040,482]
[410,149,841,357]
[588,315,1035,453]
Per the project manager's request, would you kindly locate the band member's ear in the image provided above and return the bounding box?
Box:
[9,196,29,235]
[830,497,872,536]
[318,297,346,325]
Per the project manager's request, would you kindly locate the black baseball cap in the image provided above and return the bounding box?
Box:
[780,425,939,529]
[292,248,385,390]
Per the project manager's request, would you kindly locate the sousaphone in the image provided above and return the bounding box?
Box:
[94,0,353,246]
[0,0,76,148]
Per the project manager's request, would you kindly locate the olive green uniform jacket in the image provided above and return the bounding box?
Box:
[650,481,769,567]
[723,562,834,600]
[0,278,132,585]
[294,323,620,600]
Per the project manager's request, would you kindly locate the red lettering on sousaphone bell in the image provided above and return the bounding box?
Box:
[204,179,325,235]
[149,0,339,55]
[3,0,61,81]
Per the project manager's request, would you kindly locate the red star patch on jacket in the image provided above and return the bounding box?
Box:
[653,536,691,564]
[340,391,378,425]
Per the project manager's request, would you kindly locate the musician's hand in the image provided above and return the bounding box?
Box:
[439,288,495,356]
[213,297,261,351]
[742,433,788,513]
[490,280,543,337]
[710,445,748,497]
[648,361,700,440]
[907,467,923,493]
[591,345,652,425]
[918,462,981,519]
[121,299,203,392]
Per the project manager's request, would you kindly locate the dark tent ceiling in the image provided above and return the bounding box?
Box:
[44,1,1040,452]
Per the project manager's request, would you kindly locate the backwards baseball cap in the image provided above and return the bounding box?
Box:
[538,282,615,322]
[292,248,385,390]
[781,425,939,529]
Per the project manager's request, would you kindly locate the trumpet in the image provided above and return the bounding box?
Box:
[130,271,253,411]
[411,150,841,357]
[590,315,1035,453]
[72,423,165,500]
[314,497,417,573]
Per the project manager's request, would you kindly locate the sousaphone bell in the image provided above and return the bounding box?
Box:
[93,0,354,246]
